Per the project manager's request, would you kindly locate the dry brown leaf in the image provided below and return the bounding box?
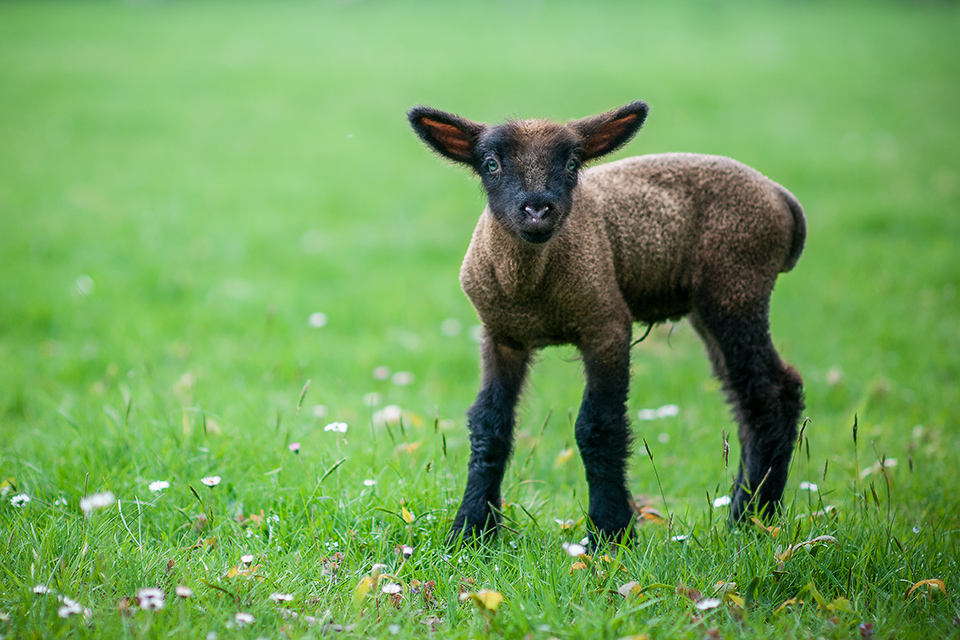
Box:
[776,535,838,562]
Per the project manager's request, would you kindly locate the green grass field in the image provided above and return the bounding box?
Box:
[1,1,959,638]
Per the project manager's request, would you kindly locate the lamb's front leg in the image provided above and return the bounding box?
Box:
[450,334,531,542]
[575,325,635,543]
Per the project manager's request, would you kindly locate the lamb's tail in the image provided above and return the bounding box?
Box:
[777,184,806,273]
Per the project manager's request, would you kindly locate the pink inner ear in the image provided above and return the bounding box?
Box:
[424,118,472,158]
[586,113,638,157]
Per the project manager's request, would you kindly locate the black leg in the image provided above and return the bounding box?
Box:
[575,325,635,543]
[692,301,804,522]
[450,334,531,542]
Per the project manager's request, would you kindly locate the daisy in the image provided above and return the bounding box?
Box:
[561,541,587,557]
[234,612,255,627]
[712,495,732,508]
[79,491,116,515]
[200,476,221,488]
[381,583,401,595]
[175,585,193,599]
[323,422,348,433]
[137,587,165,611]
[149,481,170,493]
[10,493,30,508]
[288,442,301,454]
[269,592,294,603]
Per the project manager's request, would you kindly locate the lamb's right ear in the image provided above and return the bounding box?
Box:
[568,100,649,162]
[408,106,485,166]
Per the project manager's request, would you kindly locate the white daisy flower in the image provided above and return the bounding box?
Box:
[33,584,51,595]
[372,366,391,381]
[695,598,722,610]
[240,554,254,565]
[138,587,165,611]
[200,476,221,488]
[234,612,255,626]
[561,541,587,557]
[149,481,170,493]
[10,493,30,508]
[323,422,348,433]
[363,479,377,487]
[175,585,193,598]
[269,592,294,603]
[288,442,301,454]
[79,491,116,515]
[308,312,328,328]
[799,481,819,492]
[381,583,401,595]
[391,371,414,386]
[712,495,732,508]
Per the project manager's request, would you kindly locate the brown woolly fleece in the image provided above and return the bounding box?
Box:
[460,151,805,351]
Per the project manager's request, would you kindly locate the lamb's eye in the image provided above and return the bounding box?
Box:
[566,158,579,172]
[485,158,500,173]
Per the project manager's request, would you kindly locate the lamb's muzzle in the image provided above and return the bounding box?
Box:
[408,100,806,545]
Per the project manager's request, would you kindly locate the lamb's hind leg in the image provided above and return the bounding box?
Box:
[691,300,804,522]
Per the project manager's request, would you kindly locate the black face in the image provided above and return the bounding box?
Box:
[475,123,582,244]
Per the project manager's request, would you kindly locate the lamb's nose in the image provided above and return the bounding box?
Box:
[523,205,550,221]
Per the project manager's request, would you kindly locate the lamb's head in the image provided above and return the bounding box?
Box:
[408,101,649,244]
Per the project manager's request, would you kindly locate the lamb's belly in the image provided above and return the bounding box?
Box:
[474,298,579,349]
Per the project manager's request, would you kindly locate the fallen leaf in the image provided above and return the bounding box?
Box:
[906,578,946,600]
[776,535,838,562]
[460,589,503,614]
[749,516,780,537]
[676,584,703,602]
[637,505,666,523]
[618,581,641,597]
[569,561,587,573]
[401,505,415,524]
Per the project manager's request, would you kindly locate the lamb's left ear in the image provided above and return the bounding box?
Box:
[568,100,649,161]
[408,106,486,166]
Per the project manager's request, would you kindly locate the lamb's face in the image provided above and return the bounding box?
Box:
[476,121,582,244]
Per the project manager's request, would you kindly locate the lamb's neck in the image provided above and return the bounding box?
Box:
[481,213,552,301]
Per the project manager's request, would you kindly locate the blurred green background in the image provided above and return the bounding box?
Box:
[1,0,958,520]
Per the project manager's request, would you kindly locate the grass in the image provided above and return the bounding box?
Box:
[1,0,959,637]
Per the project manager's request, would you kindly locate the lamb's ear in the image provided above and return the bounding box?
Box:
[408,106,486,167]
[568,100,649,161]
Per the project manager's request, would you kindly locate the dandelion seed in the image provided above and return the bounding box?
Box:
[695,598,722,610]
[288,442,301,454]
[234,612,255,627]
[363,479,377,487]
[269,592,294,603]
[311,404,328,418]
[561,541,587,557]
[392,371,414,386]
[323,421,348,433]
[33,584,51,595]
[137,588,165,611]
[149,480,170,493]
[712,495,731,508]
[308,312,328,328]
[381,583,401,595]
[79,491,116,514]
[240,554,254,565]
[10,493,30,508]
[175,585,193,598]
[799,481,819,492]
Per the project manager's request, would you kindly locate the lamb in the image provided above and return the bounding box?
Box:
[407,100,806,543]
